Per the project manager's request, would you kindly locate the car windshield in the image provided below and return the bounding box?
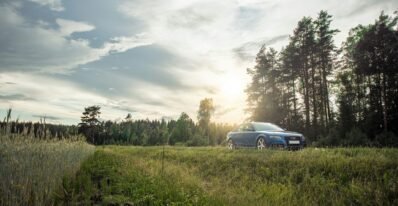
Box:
[252,122,284,131]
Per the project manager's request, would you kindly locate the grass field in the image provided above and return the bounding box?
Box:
[0,135,94,206]
[59,146,398,205]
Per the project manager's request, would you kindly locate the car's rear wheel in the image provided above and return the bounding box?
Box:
[256,137,267,150]
[227,139,235,150]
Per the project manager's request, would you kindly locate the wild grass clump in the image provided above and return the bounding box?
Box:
[0,134,94,206]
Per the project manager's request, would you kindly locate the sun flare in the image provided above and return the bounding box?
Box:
[219,72,246,99]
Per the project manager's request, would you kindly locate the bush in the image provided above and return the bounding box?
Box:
[376,132,398,147]
[174,142,186,146]
[343,127,370,146]
[186,134,207,146]
[315,127,340,147]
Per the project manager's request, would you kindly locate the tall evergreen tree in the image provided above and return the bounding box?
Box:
[248,11,338,141]
[288,17,317,137]
[314,10,339,131]
[79,105,101,144]
[170,112,194,144]
[246,46,285,125]
[352,13,398,133]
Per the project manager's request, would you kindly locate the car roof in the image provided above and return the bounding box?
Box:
[240,122,272,125]
[250,122,273,124]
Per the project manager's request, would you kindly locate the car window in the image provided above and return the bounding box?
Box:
[252,122,283,131]
[239,123,254,131]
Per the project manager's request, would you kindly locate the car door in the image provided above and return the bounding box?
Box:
[231,123,257,146]
[227,127,241,145]
[231,124,246,146]
[242,123,258,146]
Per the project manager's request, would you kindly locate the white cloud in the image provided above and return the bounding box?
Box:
[0,6,98,73]
[0,71,204,124]
[56,19,95,36]
[0,73,107,123]
[29,0,64,11]
[0,5,153,73]
[0,73,180,124]
[101,35,153,54]
[119,0,398,60]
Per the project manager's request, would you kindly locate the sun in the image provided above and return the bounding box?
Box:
[219,72,246,99]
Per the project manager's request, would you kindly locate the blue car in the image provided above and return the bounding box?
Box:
[226,122,306,150]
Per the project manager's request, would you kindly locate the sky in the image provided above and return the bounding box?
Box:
[0,0,397,125]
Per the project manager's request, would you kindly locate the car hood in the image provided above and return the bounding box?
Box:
[257,130,303,137]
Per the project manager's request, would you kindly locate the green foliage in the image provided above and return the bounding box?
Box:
[62,146,398,205]
[247,11,339,141]
[75,115,235,147]
[336,11,398,144]
[314,127,340,146]
[186,134,207,146]
[79,105,102,144]
[197,98,215,138]
[343,128,370,146]
[169,112,194,145]
[246,10,398,146]
[246,47,284,124]
[376,132,398,147]
[347,12,398,135]
[74,102,235,146]
[80,105,101,126]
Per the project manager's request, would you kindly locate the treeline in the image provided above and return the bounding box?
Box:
[0,109,78,139]
[246,10,398,146]
[1,105,234,146]
[78,99,235,146]
[78,116,233,146]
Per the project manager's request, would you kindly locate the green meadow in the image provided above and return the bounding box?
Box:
[57,146,398,205]
[1,134,398,205]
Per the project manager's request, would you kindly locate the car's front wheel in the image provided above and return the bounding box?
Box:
[256,137,267,150]
[227,139,235,150]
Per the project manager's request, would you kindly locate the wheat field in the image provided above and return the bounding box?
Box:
[0,134,94,206]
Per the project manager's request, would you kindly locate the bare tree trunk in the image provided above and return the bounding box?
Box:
[292,78,298,120]
[324,70,331,125]
[381,73,388,132]
[311,56,318,137]
[319,69,326,131]
[303,67,311,135]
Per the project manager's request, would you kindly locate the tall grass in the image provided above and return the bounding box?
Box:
[63,146,398,205]
[0,134,94,205]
